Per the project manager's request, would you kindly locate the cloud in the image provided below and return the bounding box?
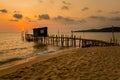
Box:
[9,19,19,22]
[110,11,120,14]
[110,17,120,21]
[14,10,21,13]
[53,16,86,24]
[0,9,7,13]
[62,1,71,5]
[54,16,75,22]
[89,16,106,21]
[38,0,43,3]
[61,6,69,10]
[13,14,23,19]
[38,14,50,20]
[25,17,32,22]
[49,0,55,4]
[97,10,103,13]
[82,7,89,11]
[89,15,120,22]
[25,17,36,22]
[78,19,87,23]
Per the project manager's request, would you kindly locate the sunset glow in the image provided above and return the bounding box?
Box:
[0,1,120,79]
[0,0,120,32]
[18,21,26,31]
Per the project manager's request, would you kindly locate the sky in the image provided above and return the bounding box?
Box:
[0,0,120,33]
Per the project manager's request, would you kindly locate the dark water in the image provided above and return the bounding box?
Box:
[0,32,59,65]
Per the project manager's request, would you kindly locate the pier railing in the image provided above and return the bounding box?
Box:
[25,34,119,48]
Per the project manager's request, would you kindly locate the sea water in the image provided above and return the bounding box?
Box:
[0,32,59,65]
[0,32,120,65]
[73,32,120,44]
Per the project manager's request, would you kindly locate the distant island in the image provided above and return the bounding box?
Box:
[74,27,120,32]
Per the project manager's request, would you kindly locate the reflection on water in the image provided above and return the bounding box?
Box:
[0,32,59,65]
[0,58,21,65]
[51,32,120,43]
[54,32,120,44]
[0,32,120,65]
[33,43,48,49]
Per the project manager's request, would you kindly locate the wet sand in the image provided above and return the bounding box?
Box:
[0,46,120,80]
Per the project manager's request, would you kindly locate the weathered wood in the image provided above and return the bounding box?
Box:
[25,34,118,47]
[71,35,73,47]
[61,35,64,47]
[66,36,69,47]
[79,36,81,47]
[73,35,76,47]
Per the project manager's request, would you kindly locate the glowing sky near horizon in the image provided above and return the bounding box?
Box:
[0,0,120,32]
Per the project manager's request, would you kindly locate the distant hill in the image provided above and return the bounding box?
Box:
[74,27,120,32]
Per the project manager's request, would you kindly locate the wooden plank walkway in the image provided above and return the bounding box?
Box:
[25,34,119,48]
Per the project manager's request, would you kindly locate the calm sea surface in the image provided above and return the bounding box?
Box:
[73,32,120,43]
[0,32,59,65]
[0,32,120,65]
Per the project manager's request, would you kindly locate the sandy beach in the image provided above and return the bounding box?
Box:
[0,46,120,80]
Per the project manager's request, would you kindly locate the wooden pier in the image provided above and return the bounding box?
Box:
[25,34,118,48]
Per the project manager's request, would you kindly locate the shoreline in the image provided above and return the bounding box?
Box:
[0,48,74,76]
[0,46,62,70]
[0,46,120,80]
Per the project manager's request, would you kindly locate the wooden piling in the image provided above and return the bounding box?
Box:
[25,33,118,48]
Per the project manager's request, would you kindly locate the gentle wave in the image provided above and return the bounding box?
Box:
[0,58,22,65]
[21,48,60,59]
[0,47,28,54]
[0,47,60,66]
